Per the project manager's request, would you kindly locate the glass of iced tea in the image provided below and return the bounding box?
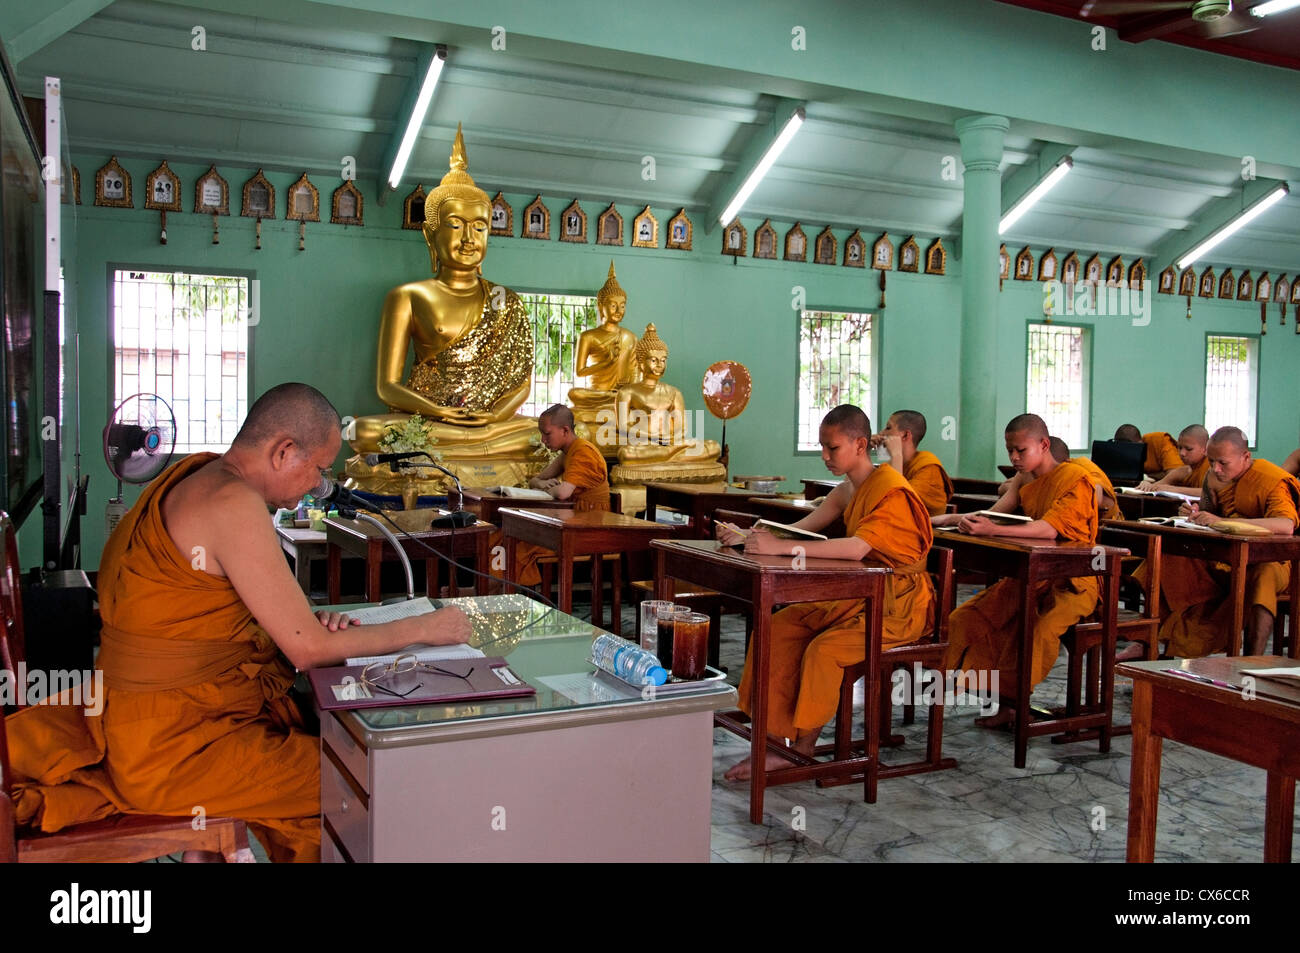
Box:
[672,610,710,680]
[639,600,674,655]
[655,603,680,669]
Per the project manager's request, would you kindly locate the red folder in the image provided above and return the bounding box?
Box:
[309,657,534,711]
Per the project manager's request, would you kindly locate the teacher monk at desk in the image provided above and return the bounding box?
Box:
[5,383,470,862]
[1151,425,1300,657]
[716,404,934,780]
[935,413,1099,727]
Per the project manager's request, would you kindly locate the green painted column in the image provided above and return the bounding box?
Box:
[954,114,1008,479]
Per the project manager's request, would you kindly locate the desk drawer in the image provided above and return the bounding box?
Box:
[322,750,370,863]
[321,712,370,794]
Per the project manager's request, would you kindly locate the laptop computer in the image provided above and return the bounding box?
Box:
[1090,439,1146,487]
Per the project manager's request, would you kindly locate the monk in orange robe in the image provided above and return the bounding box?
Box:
[999,436,1120,521]
[1150,426,1300,657]
[716,404,933,780]
[502,404,611,586]
[937,414,1100,724]
[876,409,953,516]
[1114,423,1181,479]
[5,383,471,861]
[1139,424,1210,495]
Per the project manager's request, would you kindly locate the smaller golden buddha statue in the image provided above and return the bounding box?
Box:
[608,324,725,486]
[569,261,638,403]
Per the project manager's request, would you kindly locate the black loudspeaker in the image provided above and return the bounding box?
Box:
[431,509,476,528]
[22,570,97,676]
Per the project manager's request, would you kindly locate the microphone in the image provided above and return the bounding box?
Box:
[424,462,476,527]
[364,451,433,467]
[309,475,377,512]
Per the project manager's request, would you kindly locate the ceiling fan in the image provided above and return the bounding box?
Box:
[1080,1,1287,38]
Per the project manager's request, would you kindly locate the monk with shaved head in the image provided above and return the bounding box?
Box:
[1138,424,1210,496]
[1114,423,1182,480]
[875,409,953,516]
[936,413,1101,725]
[1151,426,1300,656]
[7,382,472,862]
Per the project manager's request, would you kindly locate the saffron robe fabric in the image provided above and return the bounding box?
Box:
[1071,456,1121,521]
[1153,459,1300,657]
[943,461,1100,703]
[6,454,320,861]
[1142,432,1182,476]
[903,450,954,517]
[504,438,610,586]
[736,465,934,739]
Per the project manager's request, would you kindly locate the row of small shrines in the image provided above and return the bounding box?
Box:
[67,156,1296,296]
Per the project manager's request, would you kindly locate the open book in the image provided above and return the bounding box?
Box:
[1117,486,1199,503]
[752,519,828,540]
[488,485,553,500]
[970,510,1033,525]
[340,597,485,666]
[1138,516,1215,532]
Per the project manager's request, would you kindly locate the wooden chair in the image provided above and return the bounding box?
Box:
[1053,525,1161,742]
[816,545,959,792]
[0,512,253,863]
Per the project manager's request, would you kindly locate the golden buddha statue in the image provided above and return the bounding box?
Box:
[570,262,638,401]
[346,125,541,492]
[608,323,725,486]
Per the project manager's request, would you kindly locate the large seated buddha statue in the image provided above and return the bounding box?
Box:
[346,125,541,493]
[569,261,638,453]
[607,323,725,486]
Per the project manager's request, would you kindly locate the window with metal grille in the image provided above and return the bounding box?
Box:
[518,291,599,418]
[797,310,874,451]
[1204,334,1258,444]
[1026,323,1089,450]
[110,270,250,453]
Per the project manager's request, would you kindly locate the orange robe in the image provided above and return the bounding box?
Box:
[903,450,954,517]
[737,465,934,739]
[1142,432,1182,476]
[507,437,610,586]
[1156,459,1300,658]
[943,461,1100,702]
[5,454,320,861]
[1071,456,1121,521]
[1184,456,1211,490]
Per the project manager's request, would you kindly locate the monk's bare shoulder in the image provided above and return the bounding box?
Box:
[162,460,272,576]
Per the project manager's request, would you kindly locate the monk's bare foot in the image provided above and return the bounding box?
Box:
[974,707,1016,731]
[181,849,225,863]
[1115,642,1147,662]
[723,749,799,782]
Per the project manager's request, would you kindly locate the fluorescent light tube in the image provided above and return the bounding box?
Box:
[388,49,446,189]
[1251,0,1300,17]
[1177,184,1289,269]
[719,107,805,226]
[999,156,1073,235]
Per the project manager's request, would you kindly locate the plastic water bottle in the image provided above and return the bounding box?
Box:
[591,634,668,687]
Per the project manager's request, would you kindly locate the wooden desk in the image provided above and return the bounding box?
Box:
[801,478,841,500]
[325,514,493,603]
[1121,656,1300,862]
[460,486,583,526]
[1106,520,1300,657]
[643,482,779,538]
[1115,493,1183,520]
[500,508,675,633]
[319,594,735,862]
[651,538,889,823]
[951,477,1003,495]
[930,530,1127,767]
[721,495,848,538]
[277,526,328,599]
[950,493,999,513]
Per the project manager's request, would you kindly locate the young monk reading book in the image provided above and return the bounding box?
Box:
[1138,424,1210,496]
[495,404,611,587]
[1114,423,1181,480]
[1146,426,1300,657]
[714,404,934,780]
[934,414,1100,727]
[5,384,472,862]
[999,437,1120,522]
[874,409,954,516]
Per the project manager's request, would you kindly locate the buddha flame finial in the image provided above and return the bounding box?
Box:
[597,260,625,310]
[424,122,489,228]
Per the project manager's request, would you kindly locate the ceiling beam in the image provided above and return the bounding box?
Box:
[702,96,804,235]
[1151,176,1290,268]
[376,44,440,204]
[999,141,1076,220]
[1118,12,1199,43]
[4,0,116,63]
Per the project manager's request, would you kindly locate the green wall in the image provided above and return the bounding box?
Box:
[22,154,1300,570]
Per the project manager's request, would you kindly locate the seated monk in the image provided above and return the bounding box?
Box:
[874,409,953,516]
[495,404,611,587]
[996,437,1118,520]
[613,324,721,464]
[715,404,933,780]
[1138,424,1210,495]
[6,384,471,862]
[1145,426,1300,657]
[349,125,536,461]
[935,414,1100,727]
[1114,423,1181,481]
[568,262,638,408]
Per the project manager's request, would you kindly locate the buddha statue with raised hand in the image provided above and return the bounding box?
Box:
[348,125,537,477]
[570,261,639,405]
